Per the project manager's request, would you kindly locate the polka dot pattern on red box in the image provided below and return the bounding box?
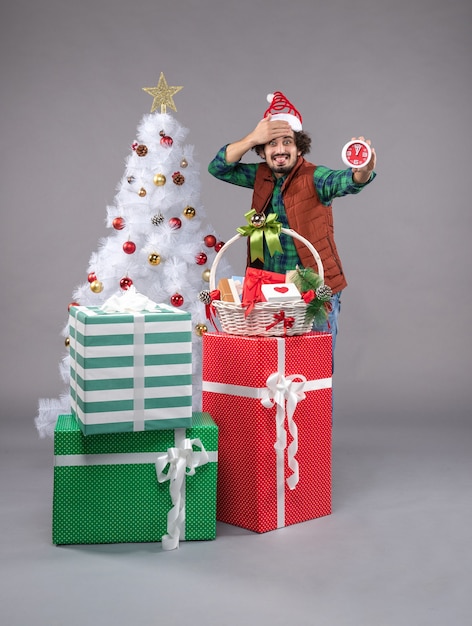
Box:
[202,333,332,533]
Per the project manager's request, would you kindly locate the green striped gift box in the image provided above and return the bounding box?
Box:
[53,412,218,546]
[69,304,193,435]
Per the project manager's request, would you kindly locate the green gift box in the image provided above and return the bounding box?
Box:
[53,412,218,548]
[69,303,193,435]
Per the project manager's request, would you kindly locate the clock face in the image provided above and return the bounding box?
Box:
[342,141,371,167]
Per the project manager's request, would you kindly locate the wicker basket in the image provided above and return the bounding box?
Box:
[209,227,325,337]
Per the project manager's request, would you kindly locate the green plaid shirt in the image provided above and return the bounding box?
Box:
[208,145,376,273]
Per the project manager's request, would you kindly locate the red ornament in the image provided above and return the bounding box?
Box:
[204,234,217,248]
[215,241,225,252]
[113,217,125,230]
[120,277,133,290]
[195,252,207,265]
[169,217,182,230]
[68,302,80,311]
[170,293,184,307]
[123,240,136,254]
[159,131,173,147]
[87,272,97,283]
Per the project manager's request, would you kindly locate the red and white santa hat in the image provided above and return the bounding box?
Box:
[263,91,303,131]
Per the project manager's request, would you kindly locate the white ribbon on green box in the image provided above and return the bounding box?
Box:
[156,433,211,551]
[202,337,331,529]
[69,291,193,435]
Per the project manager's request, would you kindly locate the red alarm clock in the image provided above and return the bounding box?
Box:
[341,140,372,168]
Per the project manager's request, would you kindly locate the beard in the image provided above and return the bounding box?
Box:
[267,153,297,176]
[271,163,293,175]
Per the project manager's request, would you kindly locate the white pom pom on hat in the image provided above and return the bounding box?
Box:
[263,92,303,131]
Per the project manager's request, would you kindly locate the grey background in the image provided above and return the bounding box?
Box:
[1,0,471,624]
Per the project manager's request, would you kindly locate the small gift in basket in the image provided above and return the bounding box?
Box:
[261,281,302,303]
[241,267,286,314]
[203,210,332,336]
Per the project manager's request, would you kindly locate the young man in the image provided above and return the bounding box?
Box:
[208,91,377,356]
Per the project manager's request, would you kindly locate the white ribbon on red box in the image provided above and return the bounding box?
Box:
[261,371,306,492]
[202,337,331,528]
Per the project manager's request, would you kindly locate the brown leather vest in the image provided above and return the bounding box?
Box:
[250,157,347,293]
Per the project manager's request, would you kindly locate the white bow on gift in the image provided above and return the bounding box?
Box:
[100,285,157,313]
[156,438,210,551]
[261,373,307,490]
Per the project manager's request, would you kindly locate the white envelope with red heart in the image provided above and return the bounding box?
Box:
[261,282,301,302]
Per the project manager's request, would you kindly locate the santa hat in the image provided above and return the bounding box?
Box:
[263,91,303,131]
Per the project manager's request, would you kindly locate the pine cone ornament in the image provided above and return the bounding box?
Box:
[151,213,164,226]
[136,144,148,157]
[315,284,333,302]
[172,171,185,185]
[198,290,212,305]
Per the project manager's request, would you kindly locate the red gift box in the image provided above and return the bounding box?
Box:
[241,267,286,315]
[202,332,332,533]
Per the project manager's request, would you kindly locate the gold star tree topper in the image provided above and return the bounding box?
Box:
[142,72,183,113]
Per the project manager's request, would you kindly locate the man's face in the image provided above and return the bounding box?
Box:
[262,132,301,177]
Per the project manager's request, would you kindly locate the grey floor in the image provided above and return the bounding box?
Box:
[1,410,471,626]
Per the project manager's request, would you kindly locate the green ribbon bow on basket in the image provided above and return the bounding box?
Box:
[236,209,283,263]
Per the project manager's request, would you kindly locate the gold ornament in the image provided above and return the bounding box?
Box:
[142,72,184,113]
[153,173,166,186]
[65,336,70,347]
[148,253,161,266]
[202,268,211,282]
[90,280,104,293]
[138,187,147,197]
[251,213,266,228]
[194,323,208,337]
[183,205,196,219]
[180,158,188,168]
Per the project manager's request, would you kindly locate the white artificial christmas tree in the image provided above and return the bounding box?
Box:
[36,73,230,437]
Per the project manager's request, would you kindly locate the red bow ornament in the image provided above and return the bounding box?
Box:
[265,311,295,334]
[204,290,221,331]
[301,290,315,304]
